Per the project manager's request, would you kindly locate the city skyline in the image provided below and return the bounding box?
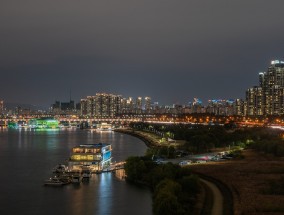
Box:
[1,1,284,107]
[1,59,283,112]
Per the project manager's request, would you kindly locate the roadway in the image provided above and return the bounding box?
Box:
[162,154,234,215]
[200,178,224,215]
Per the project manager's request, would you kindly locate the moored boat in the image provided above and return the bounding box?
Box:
[59,174,72,184]
[82,169,92,180]
[71,174,82,184]
[44,177,65,186]
[96,123,113,131]
[52,164,67,173]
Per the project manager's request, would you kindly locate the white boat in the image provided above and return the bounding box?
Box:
[44,177,65,186]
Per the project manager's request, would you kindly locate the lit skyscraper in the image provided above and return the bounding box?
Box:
[246,86,262,116]
[206,99,235,116]
[126,97,134,114]
[145,97,151,114]
[94,93,122,117]
[0,100,3,114]
[120,98,127,114]
[234,99,244,116]
[260,60,284,114]
[80,93,122,117]
[135,97,142,114]
[246,60,284,115]
[80,99,88,116]
[86,96,95,116]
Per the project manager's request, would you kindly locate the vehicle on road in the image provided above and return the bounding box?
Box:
[179,160,192,166]
[195,160,206,164]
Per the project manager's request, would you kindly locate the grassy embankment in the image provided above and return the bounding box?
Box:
[190,149,284,214]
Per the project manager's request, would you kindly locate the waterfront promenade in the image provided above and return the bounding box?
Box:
[114,128,161,147]
[114,128,186,148]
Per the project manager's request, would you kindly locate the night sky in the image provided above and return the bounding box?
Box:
[1,0,284,108]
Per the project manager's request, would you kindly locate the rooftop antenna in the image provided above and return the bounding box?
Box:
[69,89,72,102]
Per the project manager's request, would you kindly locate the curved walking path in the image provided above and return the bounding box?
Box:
[200,178,224,215]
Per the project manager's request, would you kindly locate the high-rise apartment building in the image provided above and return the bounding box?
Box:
[135,97,142,114]
[206,99,235,116]
[0,100,3,114]
[81,93,122,117]
[113,95,122,116]
[152,102,160,114]
[246,86,263,116]
[145,97,151,114]
[80,99,88,116]
[95,93,108,117]
[246,60,284,115]
[94,93,122,117]
[86,96,95,116]
[126,97,134,114]
[120,97,134,114]
[234,99,244,116]
[120,98,127,114]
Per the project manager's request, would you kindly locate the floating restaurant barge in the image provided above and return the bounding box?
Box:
[68,143,112,172]
[28,117,59,129]
[95,122,113,131]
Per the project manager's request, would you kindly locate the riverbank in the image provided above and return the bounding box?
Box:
[114,128,162,147]
[114,128,186,148]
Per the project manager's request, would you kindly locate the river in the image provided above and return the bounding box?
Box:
[0,128,152,215]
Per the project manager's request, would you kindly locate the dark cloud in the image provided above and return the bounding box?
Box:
[1,0,284,107]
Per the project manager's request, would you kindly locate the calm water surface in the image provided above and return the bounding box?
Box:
[0,128,152,215]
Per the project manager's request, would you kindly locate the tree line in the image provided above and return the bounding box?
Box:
[124,156,200,215]
[130,122,284,155]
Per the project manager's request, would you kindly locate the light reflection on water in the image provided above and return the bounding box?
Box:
[98,173,113,215]
[0,129,152,215]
